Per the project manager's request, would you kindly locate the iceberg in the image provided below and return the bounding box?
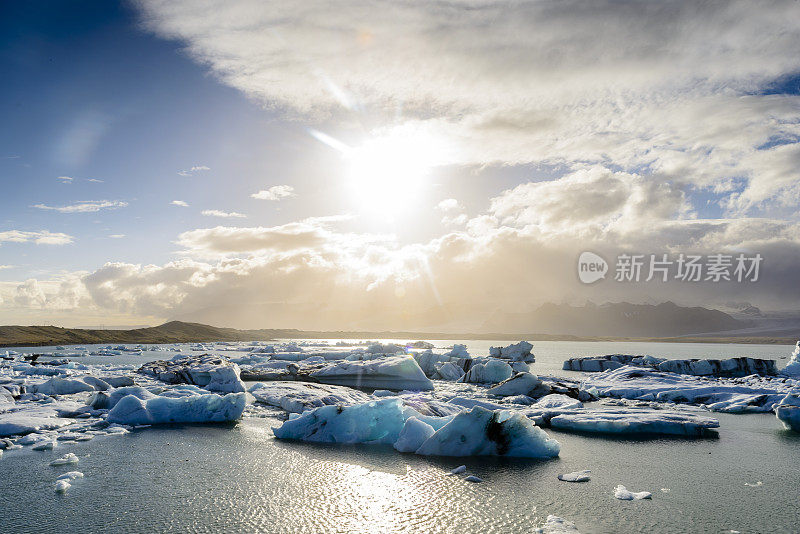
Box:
[137,354,246,393]
[781,341,800,376]
[107,392,247,425]
[565,355,776,377]
[487,372,550,398]
[614,485,652,500]
[32,377,96,396]
[774,392,800,431]
[393,416,435,452]
[249,381,371,413]
[415,406,561,458]
[56,471,83,481]
[273,398,407,445]
[558,470,591,482]
[490,341,535,362]
[549,408,719,437]
[309,355,434,391]
[50,453,79,466]
[534,516,580,533]
[461,359,513,384]
[54,480,71,493]
[582,366,791,413]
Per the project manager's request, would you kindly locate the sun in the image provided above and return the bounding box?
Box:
[344,128,446,209]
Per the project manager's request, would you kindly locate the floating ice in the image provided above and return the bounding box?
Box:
[558,470,591,482]
[462,359,513,384]
[614,485,652,500]
[274,398,407,445]
[54,480,71,493]
[107,392,247,425]
[309,355,434,391]
[50,453,79,466]
[32,440,56,451]
[490,341,534,362]
[138,354,246,393]
[249,381,371,413]
[56,471,84,481]
[415,406,561,458]
[393,416,435,452]
[582,366,790,413]
[774,392,800,431]
[550,408,719,437]
[464,475,483,482]
[447,465,467,475]
[534,515,580,533]
[32,377,96,396]
[781,342,800,376]
[488,372,549,397]
[565,355,775,377]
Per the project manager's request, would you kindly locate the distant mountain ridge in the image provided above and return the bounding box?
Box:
[481,301,749,338]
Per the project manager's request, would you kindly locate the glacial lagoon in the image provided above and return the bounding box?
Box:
[1,340,799,533]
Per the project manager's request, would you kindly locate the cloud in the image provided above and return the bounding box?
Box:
[136,0,800,217]
[177,165,210,176]
[32,200,128,213]
[0,230,74,246]
[251,185,296,201]
[86,178,104,183]
[57,176,73,183]
[108,234,126,239]
[201,209,247,218]
[0,265,13,270]
[170,200,189,207]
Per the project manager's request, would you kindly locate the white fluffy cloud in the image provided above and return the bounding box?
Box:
[170,200,189,207]
[0,230,74,246]
[251,185,296,201]
[201,209,246,218]
[32,200,128,213]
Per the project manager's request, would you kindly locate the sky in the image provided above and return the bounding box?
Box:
[1,0,800,331]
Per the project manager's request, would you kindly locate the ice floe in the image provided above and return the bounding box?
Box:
[107,391,247,425]
[558,470,591,482]
[50,453,79,466]
[565,355,776,377]
[534,515,580,533]
[614,485,652,500]
[550,408,719,437]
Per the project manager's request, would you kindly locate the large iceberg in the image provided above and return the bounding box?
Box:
[273,398,407,444]
[582,366,791,413]
[565,355,776,377]
[461,359,513,384]
[249,381,371,413]
[309,355,434,391]
[489,341,535,362]
[138,354,246,393]
[273,399,560,458]
[549,408,719,437]
[415,406,560,458]
[107,392,247,425]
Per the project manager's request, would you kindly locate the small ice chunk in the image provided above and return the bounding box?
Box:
[54,480,71,493]
[32,440,56,451]
[49,453,79,466]
[614,485,652,500]
[744,481,763,487]
[448,465,467,475]
[56,471,84,481]
[534,515,580,533]
[558,470,591,482]
[464,475,483,483]
[661,488,671,493]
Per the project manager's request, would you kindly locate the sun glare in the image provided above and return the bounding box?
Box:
[344,129,446,209]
